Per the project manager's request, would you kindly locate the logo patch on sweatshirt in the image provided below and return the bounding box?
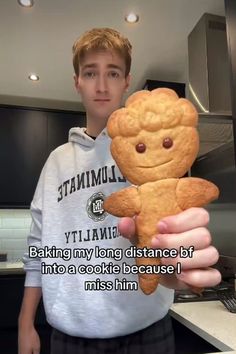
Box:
[86,192,107,222]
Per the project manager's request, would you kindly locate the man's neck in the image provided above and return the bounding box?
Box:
[85,130,96,140]
[86,118,107,137]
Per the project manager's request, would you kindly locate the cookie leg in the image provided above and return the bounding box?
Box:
[136,252,161,295]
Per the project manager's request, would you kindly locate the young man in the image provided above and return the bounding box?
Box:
[18,28,221,354]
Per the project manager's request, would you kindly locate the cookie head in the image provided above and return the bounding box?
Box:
[107,88,199,185]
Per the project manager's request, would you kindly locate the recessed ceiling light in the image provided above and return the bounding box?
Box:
[17,0,34,7]
[28,74,39,81]
[125,13,139,24]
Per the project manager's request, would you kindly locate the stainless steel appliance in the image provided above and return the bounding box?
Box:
[188,13,231,117]
[175,13,236,305]
[187,13,236,207]
[188,13,236,280]
[174,253,236,304]
[174,279,235,303]
[187,12,234,152]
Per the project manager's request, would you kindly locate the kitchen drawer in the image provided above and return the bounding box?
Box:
[0,274,47,328]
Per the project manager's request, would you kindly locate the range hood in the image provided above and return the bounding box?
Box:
[187,13,233,156]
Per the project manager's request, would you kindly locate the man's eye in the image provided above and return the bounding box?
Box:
[109,72,119,78]
[84,72,96,78]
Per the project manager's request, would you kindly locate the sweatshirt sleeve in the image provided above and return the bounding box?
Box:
[23,163,46,288]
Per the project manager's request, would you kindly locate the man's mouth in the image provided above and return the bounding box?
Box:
[94,99,110,102]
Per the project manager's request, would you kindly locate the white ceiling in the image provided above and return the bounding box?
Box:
[0,0,225,110]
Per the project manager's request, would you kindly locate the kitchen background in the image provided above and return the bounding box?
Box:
[1,206,236,264]
[0,210,30,262]
[1,1,236,353]
[0,0,225,106]
[0,0,235,265]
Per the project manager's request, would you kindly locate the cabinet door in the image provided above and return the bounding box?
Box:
[0,275,25,329]
[0,274,51,354]
[0,107,48,207]
[47,111,86,153]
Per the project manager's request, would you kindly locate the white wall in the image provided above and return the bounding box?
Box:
[0,209,31,262]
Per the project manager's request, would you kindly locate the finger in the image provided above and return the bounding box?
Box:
[151,227,211,250]
[118,217,136,240]
[176,267,222,288]
[157,207,209,234]
[161,245,219,269]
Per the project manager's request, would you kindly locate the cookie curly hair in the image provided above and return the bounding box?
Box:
[107,88,198,138]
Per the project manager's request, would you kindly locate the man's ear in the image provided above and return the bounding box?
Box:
[125,73,131,92]
[74,74,80,93]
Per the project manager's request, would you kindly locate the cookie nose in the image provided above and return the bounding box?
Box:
[136,143,146,153]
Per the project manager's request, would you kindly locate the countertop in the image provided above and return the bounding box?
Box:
[170,301,236,352]
[0,261,24,274]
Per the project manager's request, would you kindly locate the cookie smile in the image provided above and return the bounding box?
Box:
[137,159,172,168]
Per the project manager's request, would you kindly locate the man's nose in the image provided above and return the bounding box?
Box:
[96,75,108,92]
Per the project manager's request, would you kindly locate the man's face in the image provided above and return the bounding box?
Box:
[74,50,130,122]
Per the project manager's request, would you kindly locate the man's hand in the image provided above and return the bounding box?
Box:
[118,207,221,290]
[18,324,40,354]
[18,287,42,354]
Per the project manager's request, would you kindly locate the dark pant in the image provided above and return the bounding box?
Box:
[50,313,175,354]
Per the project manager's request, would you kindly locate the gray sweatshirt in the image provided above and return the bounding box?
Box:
[23,127,174,338]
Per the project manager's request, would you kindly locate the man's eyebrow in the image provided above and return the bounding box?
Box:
[81,63,123,71]
[107,64,123,71]
[81,63,97,70]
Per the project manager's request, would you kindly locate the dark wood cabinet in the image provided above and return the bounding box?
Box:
[0,106,86,208]
[0,274,51,354]
[143,80,186,98]
[225,0,236,155]
[172,318,220,353]
[0,107,48,208]
[47,110,84,153]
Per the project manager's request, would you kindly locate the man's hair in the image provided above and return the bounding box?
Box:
[72,28,132,77]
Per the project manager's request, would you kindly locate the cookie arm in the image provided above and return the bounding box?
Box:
[103,186,141,217]
[176,177,219,210]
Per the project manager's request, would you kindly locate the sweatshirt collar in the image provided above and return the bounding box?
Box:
[69,127,108,147]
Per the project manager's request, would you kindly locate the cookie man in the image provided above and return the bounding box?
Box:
[103,88,219,295]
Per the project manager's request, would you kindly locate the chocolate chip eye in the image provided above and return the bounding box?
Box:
[136,143,146,153]
[162,137,173,149]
